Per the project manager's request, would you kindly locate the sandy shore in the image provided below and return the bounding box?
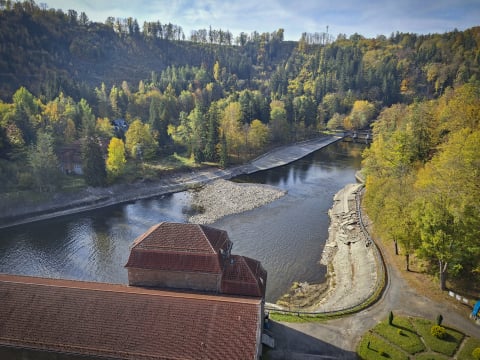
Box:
[188,179,287,224]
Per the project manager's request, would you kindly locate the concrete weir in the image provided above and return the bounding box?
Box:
[0,135,343,229]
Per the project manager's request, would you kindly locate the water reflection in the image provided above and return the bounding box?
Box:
[0,141,364,302]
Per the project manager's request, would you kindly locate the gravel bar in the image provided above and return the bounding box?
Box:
[188,179,287,224]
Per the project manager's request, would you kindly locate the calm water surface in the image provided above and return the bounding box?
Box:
[0,141,364,301]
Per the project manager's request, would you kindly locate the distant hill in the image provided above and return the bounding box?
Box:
[1,1,479,106]
[0,2,295,101]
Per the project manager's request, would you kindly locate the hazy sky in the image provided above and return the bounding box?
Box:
[44,0,480,40]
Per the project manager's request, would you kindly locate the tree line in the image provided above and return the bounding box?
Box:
[362,82,480,290]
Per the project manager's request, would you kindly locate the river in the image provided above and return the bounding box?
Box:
[0,141,364,302]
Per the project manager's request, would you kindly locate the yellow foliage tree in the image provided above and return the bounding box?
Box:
[220,102,242,157]
[248,119,269,154]
[344,100,375,130]
[106,137,126,178]
[125,119,157,160]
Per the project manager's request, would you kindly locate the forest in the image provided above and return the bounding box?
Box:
[362,82,480,290]
[1,2,480,290]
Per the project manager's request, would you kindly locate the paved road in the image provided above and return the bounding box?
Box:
[267,240,480,359]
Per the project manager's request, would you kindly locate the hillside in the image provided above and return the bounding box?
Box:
[0,1,479,197]
[1,2,479,105]
[0,3,297,101]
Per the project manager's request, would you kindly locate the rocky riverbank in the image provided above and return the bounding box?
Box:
[271,183,378,312]
[187,179,287,224]
[314,183,377,311]
[187,179,379,312]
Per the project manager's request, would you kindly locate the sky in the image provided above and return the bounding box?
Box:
[44,0,480,41]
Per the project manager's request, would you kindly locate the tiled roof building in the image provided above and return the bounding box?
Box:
[0,274,263,359]
[0,222,267,359]
[126,222,267,298]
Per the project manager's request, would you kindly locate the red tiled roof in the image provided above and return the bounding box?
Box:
[0,274,262,360]
[221,256,267,298]
[126,250,224,273]
[126,222,232,274]
[131,222,231,254]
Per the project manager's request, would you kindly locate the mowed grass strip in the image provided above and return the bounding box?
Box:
[414,352,449,359]
[357,331,409,360]
[373,318,425,354]
[411,317,464,357]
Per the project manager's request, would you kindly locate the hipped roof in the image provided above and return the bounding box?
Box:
[126,222,232,274]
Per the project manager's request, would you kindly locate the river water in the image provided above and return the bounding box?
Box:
[0,141,364,302]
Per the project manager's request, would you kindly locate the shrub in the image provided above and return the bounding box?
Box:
[380,350,389,357]
[397,329,404,336]
[472,347,480,360]
[431,325,447,339]
[388,311,394,325]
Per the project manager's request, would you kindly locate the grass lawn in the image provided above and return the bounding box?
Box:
[373,318,425,354]
[411,318,464,357]
[456,338,480,360]
[357,315,479,360]
[357,331,409,360]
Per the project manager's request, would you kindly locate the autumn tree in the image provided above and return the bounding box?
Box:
[363,103,421,269]
[42,92,78,145]
[344,100,375,130]
[12,87,40,145]
[220,101,242,158]
[95,117,114,139]
[248,119,269,155]
[269,100,290,143]
[326,113,345,130]
[414,129,480,289]
[106,137,126,179]
[124,119,157,160]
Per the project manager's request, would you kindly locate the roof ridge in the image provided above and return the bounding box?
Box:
[0,275,261,305]
[236,255,258,283]
[130,223,162,249]
[198,223,218,253]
